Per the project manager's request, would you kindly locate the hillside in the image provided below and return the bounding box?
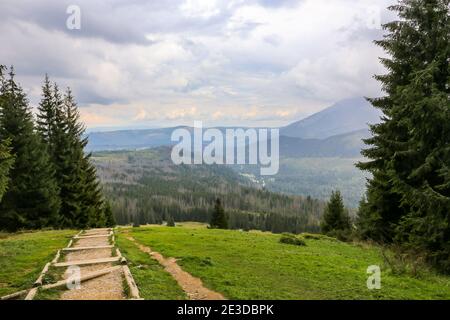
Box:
[92,148,325,233]
[235,157,368,207]
[280,129,370,158]
[119,225,450,299]
[280,97,382,139]
[2,227,449,300]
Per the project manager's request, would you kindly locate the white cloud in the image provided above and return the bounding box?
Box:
[0,0,396,128]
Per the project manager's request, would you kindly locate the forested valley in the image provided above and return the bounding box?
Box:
[93,148,325,234]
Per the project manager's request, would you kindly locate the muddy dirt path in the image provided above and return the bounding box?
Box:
[126,236,225,300]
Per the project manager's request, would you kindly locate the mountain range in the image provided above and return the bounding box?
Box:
[86,97,382,158]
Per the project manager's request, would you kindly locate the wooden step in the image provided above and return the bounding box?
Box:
[42,265,122,290]
[62,245,114,251]
[74,233,112,239]
[53,256,120,267]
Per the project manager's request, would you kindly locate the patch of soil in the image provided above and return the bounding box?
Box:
[127,236,225,300]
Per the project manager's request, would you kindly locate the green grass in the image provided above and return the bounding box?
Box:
[0,230,75,297]
[124,225,450,300]
[116,232,187,300]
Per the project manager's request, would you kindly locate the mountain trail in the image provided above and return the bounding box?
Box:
[126,236,225,300]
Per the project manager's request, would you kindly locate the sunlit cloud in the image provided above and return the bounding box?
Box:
[0,0,396,129]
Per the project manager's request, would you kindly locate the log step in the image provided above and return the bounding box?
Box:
[74,233,112,239]
[53,256,120,267]
[62,245,114,251]
[42,266,122,290]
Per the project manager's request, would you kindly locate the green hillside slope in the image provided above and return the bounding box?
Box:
[120,224,450,300]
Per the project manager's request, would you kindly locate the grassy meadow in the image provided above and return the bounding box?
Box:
[1,225,449,300]
[118,223,450,300]
[0,230,75,297]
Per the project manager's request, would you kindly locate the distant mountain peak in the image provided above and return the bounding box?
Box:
[280,97,382,139]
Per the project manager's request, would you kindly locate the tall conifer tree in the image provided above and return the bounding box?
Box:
[0,67,60,231]
[357,0,449,270]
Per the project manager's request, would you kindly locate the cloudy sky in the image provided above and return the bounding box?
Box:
[0,0,396,129]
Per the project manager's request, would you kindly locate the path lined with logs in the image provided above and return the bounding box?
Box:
[1,227,226,300]
[24,228,140,300]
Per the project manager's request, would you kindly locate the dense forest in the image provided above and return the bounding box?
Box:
[356,0,449,272]
[93,148,325,233]
[0,66,114,231]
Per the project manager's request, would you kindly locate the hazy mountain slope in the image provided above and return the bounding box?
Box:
[86,127,183,151]
[279,129,370,158]
[280,97,382,139]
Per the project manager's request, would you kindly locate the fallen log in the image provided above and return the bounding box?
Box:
[42,265,122,290]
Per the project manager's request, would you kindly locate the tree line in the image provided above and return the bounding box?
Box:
[93,148,324,234]
[320,1,449,273]
[0,66,114,231]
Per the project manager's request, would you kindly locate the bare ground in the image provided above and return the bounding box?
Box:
[60,230,125,300]
[126,236,225,300]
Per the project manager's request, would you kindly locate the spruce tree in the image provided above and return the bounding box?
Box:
[0,138,14,202]
[83,157,106,228]
[210,198,228,229]
[58,87,87,228]
[357,0,450,270]
[104,201,116,227]
[0,67,60,231]
[321,190,350,235]
[63,87,108,228]
[167,215,175,227]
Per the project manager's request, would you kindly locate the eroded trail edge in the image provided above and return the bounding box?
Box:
[126,236,226,300]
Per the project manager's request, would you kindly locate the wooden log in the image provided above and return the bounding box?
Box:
[82,228,112,235]
[116,248,127,264]
[34,262,51,287]
[24,288,38,300]
[51,250,61,264]
[0,289,29,300]
[53,256,120,267]
[66,239,73,248]
[62,245,114,251]
[42,266,122,290]
[122,265,140,299]
[74,233,112,239]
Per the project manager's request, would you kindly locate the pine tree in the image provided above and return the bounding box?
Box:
[83,157,106,228]
[104,201,116,227]
[210,198,228,229]
[36,75,56,147]
[0,138,14,202]
[320,190,350,235]
[58,88,87,228]
[0,67,60,231]
[167,215,175,227]
[63,88,108,229]
[357,0,450,270]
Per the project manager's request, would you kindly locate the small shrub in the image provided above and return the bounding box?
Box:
[279,233,306,246]
[300,233,321,240]
[180,256,214,267]
[166,216,175,227]
[132,221,140,228]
